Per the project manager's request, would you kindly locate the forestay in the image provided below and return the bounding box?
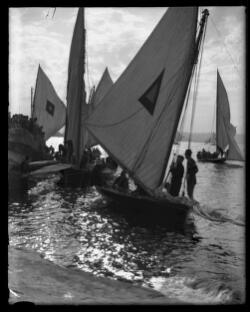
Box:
[216,70,244,161]
[64,8,85,166]
[86,7,198,193]
[32,65,66,141]
[84,68,113,148]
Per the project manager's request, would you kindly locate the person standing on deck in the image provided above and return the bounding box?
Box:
[113,170,129,192]
[185,149,198,200]
[169,155,184,197]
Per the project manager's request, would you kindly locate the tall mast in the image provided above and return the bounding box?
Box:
[31,87,34,118]
[64,8,86,167]
[187,8,209,149]
[193,9,209,64]
[160,8,210,186]
[76,7,86,167]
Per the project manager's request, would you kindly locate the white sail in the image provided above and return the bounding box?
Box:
[32,65,66,141]
[64,8,85,166]
[91,67,113,110]
[216,70,244,161]
[86,7,198,193]
[85,68,113,148]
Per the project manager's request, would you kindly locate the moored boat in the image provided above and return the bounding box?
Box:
[197,70,244,163]
[85,8,210,227]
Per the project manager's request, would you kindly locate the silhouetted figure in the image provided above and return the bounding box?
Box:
[106,156,118,170]
[58,144,66,162]
[185,149,198,200]
[91,162,107,186]
[169,155,184,197]
[20,156,30,173]
[80,149,90,168]
[133,183,148,196]
[113,170,129,192]
[66,140,73,163]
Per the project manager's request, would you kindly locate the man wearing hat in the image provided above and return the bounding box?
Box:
[185,149,198,200]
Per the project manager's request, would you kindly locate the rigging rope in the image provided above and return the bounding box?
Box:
[188,16,208,149]
[208,94,217,148]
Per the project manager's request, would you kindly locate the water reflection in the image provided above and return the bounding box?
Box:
[8,150,245,304]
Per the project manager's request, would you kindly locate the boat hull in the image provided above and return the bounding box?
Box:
[97,187,192,228]
[8,127,48,169]
[197,157,226,164]
[57,164,116,188]
[8,169,28,198]
[58,167,93,187]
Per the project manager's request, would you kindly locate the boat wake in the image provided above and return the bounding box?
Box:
[192,203,245,226]
[149,275,242,304]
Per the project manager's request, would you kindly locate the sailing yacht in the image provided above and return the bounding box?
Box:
[9,65,65,169]
[9,65,66,192]
[29,9,114,184]
[197,70,244,163]
[85,8,210,226]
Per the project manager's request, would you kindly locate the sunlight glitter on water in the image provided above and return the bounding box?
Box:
[8,143,245,304]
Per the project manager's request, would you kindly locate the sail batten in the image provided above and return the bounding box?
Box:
[86,7,198,192]
[216,70,244,161]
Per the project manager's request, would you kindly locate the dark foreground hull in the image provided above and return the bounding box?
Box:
[58,166,115,188]
[58,168,93,188]
[197,157,226,164]
[8,170,29,200]
[97,187,193,229]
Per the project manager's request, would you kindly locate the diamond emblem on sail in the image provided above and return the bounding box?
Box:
[138,70,165,115]
[46,100,55,116]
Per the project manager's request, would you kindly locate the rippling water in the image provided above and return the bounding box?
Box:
[8,142,245,304]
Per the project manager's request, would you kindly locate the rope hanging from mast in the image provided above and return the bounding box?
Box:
[175,8,209,153]
[187,9,209,149]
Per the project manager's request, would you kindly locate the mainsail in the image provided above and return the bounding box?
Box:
[86,7,198,193]
[64,8,85,166]
[216,70,244,161]
[85,68,113,148]
[32,65,66,141]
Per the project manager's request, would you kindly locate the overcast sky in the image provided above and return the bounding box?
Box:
[9,7,245,134]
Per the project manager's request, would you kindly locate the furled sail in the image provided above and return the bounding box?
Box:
[216,70,244,161]
[64,8,85,166]
[85,68,113,148]
[32,65,66,141]
[86,7,198,193]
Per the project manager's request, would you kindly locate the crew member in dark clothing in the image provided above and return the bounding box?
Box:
[91,162,106,186]
[113,170,129,192]
[66,140,74,163]
[169,155,184,197]
[20,156,30,173]
[133,183,148,196]
[185,149,198,200]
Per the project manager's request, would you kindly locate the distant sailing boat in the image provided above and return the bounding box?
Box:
[86,8,209,226]
[197,70,244,163]
[9,65,65,171]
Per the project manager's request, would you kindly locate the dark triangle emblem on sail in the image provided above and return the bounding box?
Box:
[138,70,165,115]
[46,100,55,116]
